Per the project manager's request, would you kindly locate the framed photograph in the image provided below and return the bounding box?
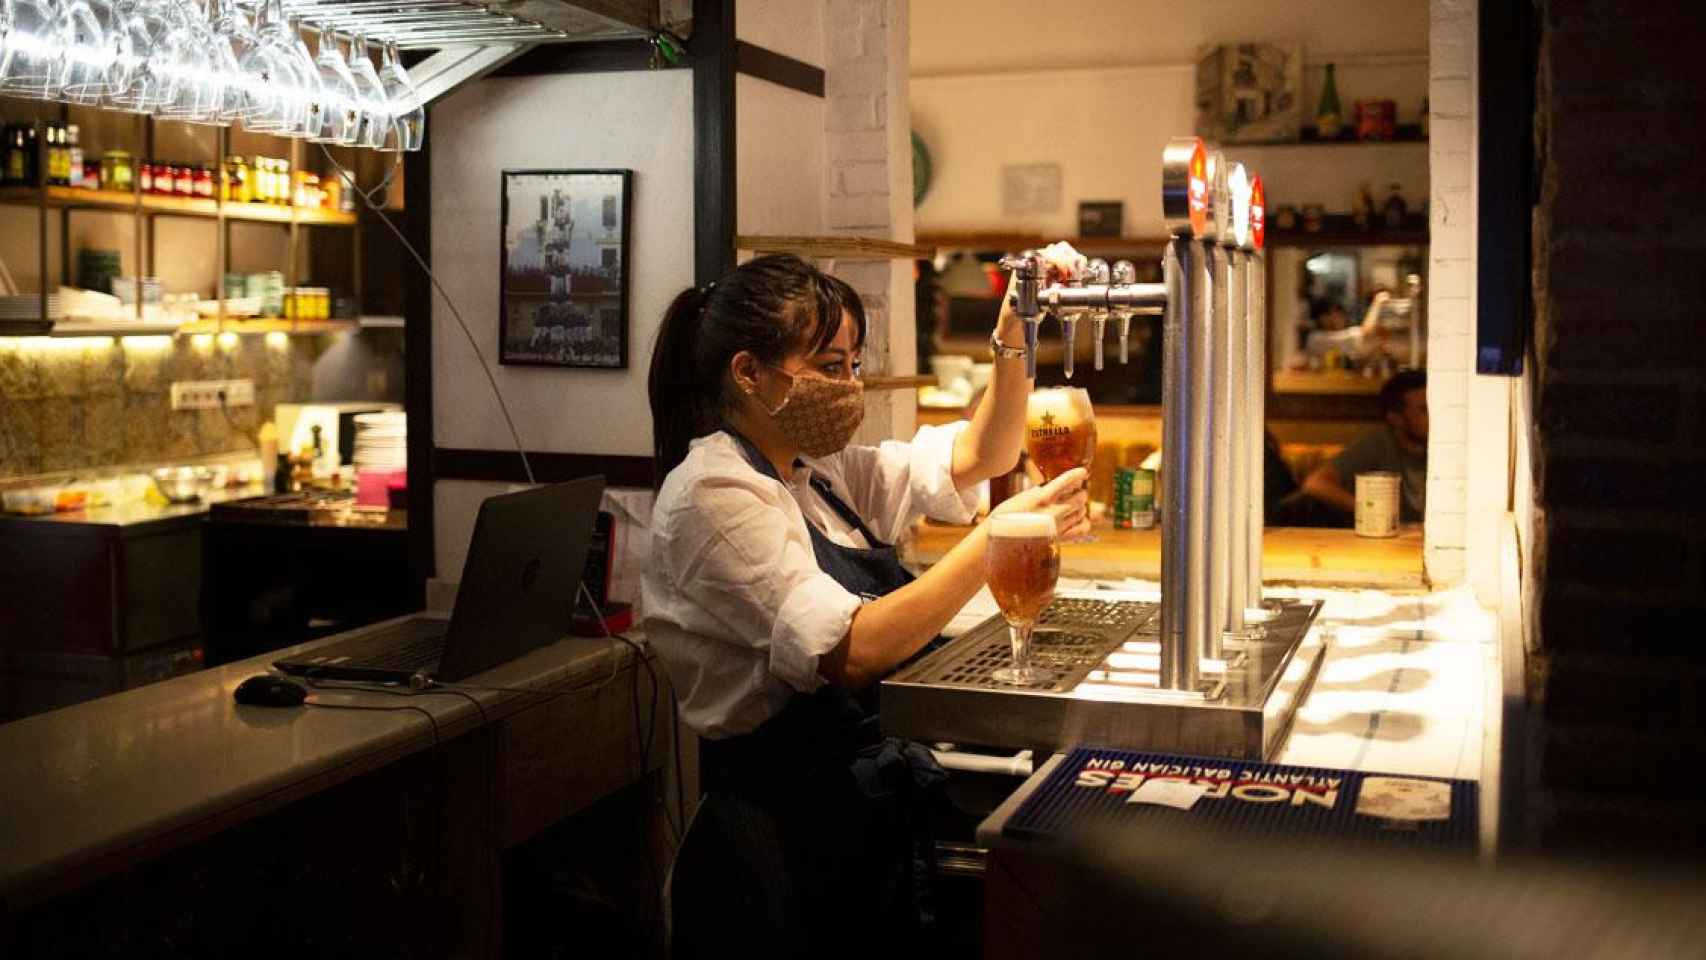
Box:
[1078,201,1123,237]
[1195,44,1303,144]
[499,169,632,368]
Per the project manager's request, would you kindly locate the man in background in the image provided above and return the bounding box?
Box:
[1300,370,1428,523]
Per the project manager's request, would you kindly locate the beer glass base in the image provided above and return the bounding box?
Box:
[992,665,1050,687]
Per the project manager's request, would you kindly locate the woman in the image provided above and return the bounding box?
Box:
[645,252,1087,953]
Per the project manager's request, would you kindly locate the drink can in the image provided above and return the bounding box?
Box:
[1355,472,1401,537]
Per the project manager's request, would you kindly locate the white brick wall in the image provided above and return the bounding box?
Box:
[1424,0,1482,587]
[824,0,916,445]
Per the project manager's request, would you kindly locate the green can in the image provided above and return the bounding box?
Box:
[1115,467,1156,530]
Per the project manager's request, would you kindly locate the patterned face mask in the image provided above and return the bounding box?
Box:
[763,366,865,457]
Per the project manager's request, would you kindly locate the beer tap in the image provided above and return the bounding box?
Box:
[997,252,1044,379]
[1111,260,1138,365]
[1085,258,1112,371]
[1059,270,1083,379]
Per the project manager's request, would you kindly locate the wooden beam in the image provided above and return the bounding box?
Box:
[733,40,825,97]
[738,234,935,261]
[692,0,736,287]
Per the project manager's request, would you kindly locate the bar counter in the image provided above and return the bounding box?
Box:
[908,518,1426,588]
[0,615,663,955]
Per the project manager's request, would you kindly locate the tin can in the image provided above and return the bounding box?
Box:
[1355,471,1401,538]
[1113,467,1157,530]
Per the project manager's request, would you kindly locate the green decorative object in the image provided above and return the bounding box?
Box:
[911,131,932,207]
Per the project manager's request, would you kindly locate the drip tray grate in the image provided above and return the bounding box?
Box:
[919,598,1154,693]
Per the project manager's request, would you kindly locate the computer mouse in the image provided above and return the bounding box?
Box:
[234,674,309,707]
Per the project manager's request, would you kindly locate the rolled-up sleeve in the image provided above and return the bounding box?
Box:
[833,420,979,545]
[662,475,861,693]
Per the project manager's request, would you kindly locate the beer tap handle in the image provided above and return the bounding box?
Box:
[1086,258,1111,371]
[999,253,1044,378]
[1111,260,1138,365]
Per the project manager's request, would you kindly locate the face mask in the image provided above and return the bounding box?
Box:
[762,366,865,457]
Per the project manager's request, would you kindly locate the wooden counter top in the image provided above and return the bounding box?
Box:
[907,519,1425,588]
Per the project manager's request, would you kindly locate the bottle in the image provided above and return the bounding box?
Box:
[1383,183,1408,229]
[1352,183,1374,230]
[1316,63,1343,139]
[66,125,83,188]
[259,422,279,493]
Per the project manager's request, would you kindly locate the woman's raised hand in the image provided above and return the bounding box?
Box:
[990,466,1091,541]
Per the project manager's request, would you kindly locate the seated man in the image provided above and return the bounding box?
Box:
[1300,370,1428,524]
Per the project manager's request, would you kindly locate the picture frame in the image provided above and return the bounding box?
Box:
[1195,44,1304,144]
[498,169,632,369]
[1077,201,1123,238]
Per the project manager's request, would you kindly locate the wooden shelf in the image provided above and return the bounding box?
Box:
[738,234,935,261]
[1273,370,1384,396]
[177,319,357,335]
[31,321,183,338]
[0,186,357,226]
[1235,125,1429,147]
[1266,226,1429,247]
[918,232,1170,254]
[861,375,935,391]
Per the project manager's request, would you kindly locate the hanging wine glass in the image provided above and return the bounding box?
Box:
[154,0,220,123]
[0,0,64,100]
[53,0,128,105]
[106,0,175,113]
[344,31,388,150]
[307,28,359,145]
[235,0,304,133]
[377,39,423,152]
[207,0,255,124]
[282,13,323,138]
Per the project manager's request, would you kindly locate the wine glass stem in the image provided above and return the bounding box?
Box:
[1010,621,1034,677]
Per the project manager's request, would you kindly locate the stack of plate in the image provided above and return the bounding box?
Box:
[0,294,64,321]
[352,411,407,473]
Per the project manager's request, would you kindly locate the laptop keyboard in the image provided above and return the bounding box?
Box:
[308,618,448,672]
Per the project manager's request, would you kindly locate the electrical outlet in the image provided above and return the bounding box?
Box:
[170,379,255,411]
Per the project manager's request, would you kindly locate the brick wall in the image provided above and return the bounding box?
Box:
[1527,0,1706,857]
[825,0,916,445]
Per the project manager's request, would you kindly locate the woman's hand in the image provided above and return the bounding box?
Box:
[997,241,1089,338]
[991,466,1091,541]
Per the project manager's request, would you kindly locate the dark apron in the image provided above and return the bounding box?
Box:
[694,430,949,953]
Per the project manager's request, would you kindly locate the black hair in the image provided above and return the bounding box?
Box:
[1380,369,1427,417]
[648,254,867,487]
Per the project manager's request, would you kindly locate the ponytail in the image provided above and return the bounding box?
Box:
[648,285,714,488]
[646,255,870,489]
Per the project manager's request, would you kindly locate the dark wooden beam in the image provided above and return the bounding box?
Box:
[566,0,658,33]
[492,38,679,77]
[404,124,435,597]
[734,40,825,98]
[693,0,736,286]
[434,448,655,489]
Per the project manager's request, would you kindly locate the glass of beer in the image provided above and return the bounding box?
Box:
[1025,386,1097,536]
[986,512,1061,686]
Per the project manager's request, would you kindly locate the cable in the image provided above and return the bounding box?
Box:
[305,699,440,747]
[317,144,534,485]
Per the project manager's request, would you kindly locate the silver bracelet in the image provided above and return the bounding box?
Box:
[989,331,1027,360]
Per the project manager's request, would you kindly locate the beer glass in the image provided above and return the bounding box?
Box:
[986,511,1060,686]
[1025,386,1096,535]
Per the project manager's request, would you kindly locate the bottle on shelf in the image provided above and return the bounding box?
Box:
[66,125,82,188]
[1383,183,1408,230]
[1316,63,1343,139]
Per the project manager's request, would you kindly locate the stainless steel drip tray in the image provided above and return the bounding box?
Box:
[880,591,1325,761]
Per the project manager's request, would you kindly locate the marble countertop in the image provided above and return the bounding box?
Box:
[0,618,638,904]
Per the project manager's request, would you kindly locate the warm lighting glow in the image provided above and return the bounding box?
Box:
[191,334,215,353]
[265,332,290,350]
[121,335,174,352]
[4,336,116,353]
[217,332,240,351]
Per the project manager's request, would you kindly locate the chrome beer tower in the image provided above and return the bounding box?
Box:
[880,138,1323,760]
[996,137,1276,695]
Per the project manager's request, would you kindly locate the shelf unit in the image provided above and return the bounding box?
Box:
[0,108,382,335]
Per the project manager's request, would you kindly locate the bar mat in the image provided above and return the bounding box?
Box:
[1005,746,1478,852]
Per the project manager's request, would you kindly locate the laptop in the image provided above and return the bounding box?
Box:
[274,475,606,684]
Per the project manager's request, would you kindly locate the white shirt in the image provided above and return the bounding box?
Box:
[641,423,978,739]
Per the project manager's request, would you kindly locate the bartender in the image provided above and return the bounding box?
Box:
[644,250,1088,951]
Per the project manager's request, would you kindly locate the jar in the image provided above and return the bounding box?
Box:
[138,161,154,194]
[322,173,342,212]
[83,160,100,190]
[101,150,133,193]
[194,166,214,199]
[175,164,194,196]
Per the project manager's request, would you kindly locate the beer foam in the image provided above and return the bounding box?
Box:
[989,512,1057,539]
[1026,387,1091,420]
